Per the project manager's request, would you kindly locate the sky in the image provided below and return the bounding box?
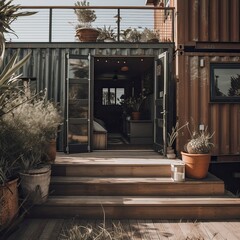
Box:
[14,0,147,6]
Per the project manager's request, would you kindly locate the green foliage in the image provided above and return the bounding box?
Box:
[97,25,117,41]
[0,0,37,35]
[167,121,188,147]
[141,27,160,42]
[74,0,96,28]
[120,93,146,112]
[1,91,62,171]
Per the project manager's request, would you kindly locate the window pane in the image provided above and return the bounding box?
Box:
[211,63,240,102]
[214,69,240,96]
[68,122,88,144]
[102,88,108,105]
[69,82,88,100]
[69,59,89,79]
[116,88,125,105]
[109,88,116,104]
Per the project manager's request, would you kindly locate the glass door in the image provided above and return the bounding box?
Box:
[154,51,168,155]
[65,54,92,153]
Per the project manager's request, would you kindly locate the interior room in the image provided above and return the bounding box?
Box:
[94,56,155,149]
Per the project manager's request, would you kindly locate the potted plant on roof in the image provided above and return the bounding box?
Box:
[74,0,99,42]
[97,25,117,42]
[181,123,215,179]
[141,27,160,43]
[120,27,142,42]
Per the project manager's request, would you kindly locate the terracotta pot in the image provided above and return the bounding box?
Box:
[131,111,141,120]
[0,178,19,226]
[181,151,211,179]
[45,139,56,163]
[76,27,99,42]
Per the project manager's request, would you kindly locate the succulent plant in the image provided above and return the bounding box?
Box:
[185,127,214,154]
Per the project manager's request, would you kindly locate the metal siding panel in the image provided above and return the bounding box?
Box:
[199,56,209,124]
[221,105,231,154]
[220,0,230,42]
[189,56,199,122]
[176,0,186,45]
[176,53,186,151]
[184,0,190,43]
[230,105,239,154]
[177,0,239,44]
[230,0,240,41]
[177,53,240,156]
[5,45,165,151]
[209,0,220,42]
[199,0,209,41]
[189,0,199,42]
[210,104,220,155]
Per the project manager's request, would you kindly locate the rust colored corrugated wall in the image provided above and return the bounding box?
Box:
[175,0,240,157]
[176,53,240,156]
[176,0,240,44]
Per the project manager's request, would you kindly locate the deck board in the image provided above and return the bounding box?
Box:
[6,218,240,240]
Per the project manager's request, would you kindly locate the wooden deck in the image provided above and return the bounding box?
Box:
[6,218,240,240]
[5,150,240,239]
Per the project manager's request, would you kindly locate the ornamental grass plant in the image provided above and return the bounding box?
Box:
[1,90,63,171]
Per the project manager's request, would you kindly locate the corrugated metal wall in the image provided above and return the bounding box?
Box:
[6,44,171,151]
[177,53,240,156]
[176,0,240,44]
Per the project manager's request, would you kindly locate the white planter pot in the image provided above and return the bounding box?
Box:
[20,166,51,204]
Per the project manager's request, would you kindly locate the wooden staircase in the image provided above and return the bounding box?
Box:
[30,152,240,220]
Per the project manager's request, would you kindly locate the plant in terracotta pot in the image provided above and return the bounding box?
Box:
[0,36,32,229]
[181,124,215,179]
[74,0,99,42]
[120,93,146,120]
[1,91,62,204]
[0,0,36,230]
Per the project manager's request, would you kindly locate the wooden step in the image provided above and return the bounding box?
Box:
[30,195,240,220]
[50,174,225,196]
[52,158,183,177]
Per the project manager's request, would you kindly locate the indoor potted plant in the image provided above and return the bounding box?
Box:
[122,93,146,120]
[181,124,215,179]
[74,0,99,42]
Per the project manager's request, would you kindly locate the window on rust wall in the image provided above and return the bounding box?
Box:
[210,63,240,103]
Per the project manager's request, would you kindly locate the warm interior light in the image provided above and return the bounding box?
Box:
[121,66,129,72]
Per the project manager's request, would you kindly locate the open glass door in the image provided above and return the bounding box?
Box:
[65,54,93,153]
[154,51,168,155]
